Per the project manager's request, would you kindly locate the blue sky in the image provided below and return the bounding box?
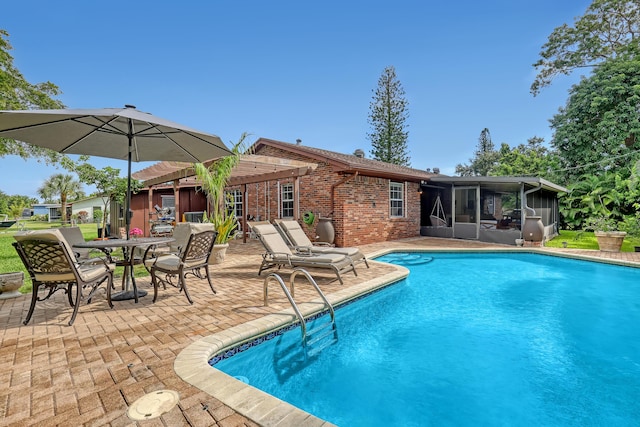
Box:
[2,0,591,200]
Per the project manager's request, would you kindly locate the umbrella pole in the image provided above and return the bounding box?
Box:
[126,119,133,240]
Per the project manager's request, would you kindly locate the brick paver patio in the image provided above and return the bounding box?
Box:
[2,237,639,426]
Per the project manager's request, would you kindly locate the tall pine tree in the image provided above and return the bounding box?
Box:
[455,128,500,176]
[367,66,410,166]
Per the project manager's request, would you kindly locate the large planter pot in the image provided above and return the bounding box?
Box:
[0,272,24,300]
[594,231,626,252]
[522,216,544,242]
[209,243,229,265]
[316,217,335,244]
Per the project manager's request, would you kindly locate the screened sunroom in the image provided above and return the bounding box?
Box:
[419,176,567,245]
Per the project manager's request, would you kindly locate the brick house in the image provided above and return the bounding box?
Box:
[248,138,435,247]
[127,138,434,247]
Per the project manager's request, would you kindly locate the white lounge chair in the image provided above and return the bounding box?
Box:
[251,222,357,285]
[275,219,369,268]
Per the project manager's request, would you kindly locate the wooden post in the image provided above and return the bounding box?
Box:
[173,179,180,223]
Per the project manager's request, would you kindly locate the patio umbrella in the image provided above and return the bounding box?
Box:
[0,105,232,236]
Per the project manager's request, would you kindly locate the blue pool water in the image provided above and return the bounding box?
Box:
[213,252,640,426]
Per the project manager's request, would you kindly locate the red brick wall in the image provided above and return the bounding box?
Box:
[132,145,422,243]
[253,145,421,246]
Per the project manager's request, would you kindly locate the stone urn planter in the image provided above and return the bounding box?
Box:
[316,217,335,244]
[0,272,24,299]
[594,231,626,252]
[209,243,229,265]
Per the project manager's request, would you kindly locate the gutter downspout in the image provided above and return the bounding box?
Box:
[330,172,358,217]
[523,183,542,216]
[522,183,543,240]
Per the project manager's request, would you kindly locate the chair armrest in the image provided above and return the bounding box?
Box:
[312,242,334,247]
[293,246,313,255]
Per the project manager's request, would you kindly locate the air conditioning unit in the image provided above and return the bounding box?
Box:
[184,211,205,223]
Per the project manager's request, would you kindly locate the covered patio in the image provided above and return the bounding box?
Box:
[122,155,317,239]
[420,176,567,245]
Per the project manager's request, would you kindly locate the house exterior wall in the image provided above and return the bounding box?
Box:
[128,188,206,236]
[253,145,421,247]
[70,197,109,222]
[128,146,423,244]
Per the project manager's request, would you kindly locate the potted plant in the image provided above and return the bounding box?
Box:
[585,217,626,252]
[0,271,24,299]
[194,133,249,264]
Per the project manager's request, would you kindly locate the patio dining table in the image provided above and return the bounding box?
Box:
[73,236,174,301]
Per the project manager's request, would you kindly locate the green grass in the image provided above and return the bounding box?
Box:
[545,229,640,252]
[1,220,149,294]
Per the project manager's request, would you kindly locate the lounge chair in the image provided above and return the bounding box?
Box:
[275,219,369,268]
[251,223,357,285]
[13,229,114,326]
[144,229,218,304]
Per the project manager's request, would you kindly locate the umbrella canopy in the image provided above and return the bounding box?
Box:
[0,105,232,235]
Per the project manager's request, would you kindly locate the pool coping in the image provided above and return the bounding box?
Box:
[174,247,640,426]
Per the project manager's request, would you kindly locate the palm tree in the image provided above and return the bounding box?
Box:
[38,173,83,223]
[194,133,249,244]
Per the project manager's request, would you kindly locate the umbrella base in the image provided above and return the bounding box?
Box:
[112,289,148,301]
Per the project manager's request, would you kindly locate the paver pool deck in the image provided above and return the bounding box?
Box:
[2,236,639,426]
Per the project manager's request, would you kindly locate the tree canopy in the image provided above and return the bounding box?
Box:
[367,66,411,166]
[0,29,73,166]
[75,163,140,236]
[531,0,640,95]
[550,43,640,180]
[493,137,562,182]
[0,191,36,217]
[37,174,83,223]
[455,128,500,176]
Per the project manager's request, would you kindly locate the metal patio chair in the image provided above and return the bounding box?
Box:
[13,229,114,326]
[145,229,218,304]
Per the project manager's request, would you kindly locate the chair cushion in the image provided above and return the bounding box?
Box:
[288,252,347,264]
[14,229,76,261]
[57,226,90,260]
[253,224,293,255]
[148,254,205,270]
[150,254,181,270]
[170,222,215,253]
[308,246,362,258]
[279,220,314,247]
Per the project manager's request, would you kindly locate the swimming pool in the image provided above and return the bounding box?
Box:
[212,252,640,426]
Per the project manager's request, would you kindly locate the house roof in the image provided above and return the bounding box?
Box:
[254,138,436,182]
[133,154,317,188]
[429,176,568,193]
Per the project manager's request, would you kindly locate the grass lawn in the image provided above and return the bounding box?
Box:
[1,220,150,294]
[545,229,640,252]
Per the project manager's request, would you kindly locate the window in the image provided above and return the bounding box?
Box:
[390,182,404,217]
[161,195,175,218]
[281,184,294,218]
[225,189,243,219]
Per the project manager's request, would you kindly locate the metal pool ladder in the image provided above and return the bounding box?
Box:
[264,267,338,355]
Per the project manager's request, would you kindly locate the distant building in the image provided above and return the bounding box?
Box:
[32,203,61,222]
[69,196,110,223]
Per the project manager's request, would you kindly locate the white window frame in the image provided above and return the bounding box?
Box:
[225,189,243,219]
[281,183,294,218]
[390,181,404,217]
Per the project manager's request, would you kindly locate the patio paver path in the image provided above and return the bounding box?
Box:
[2,236,639,426]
